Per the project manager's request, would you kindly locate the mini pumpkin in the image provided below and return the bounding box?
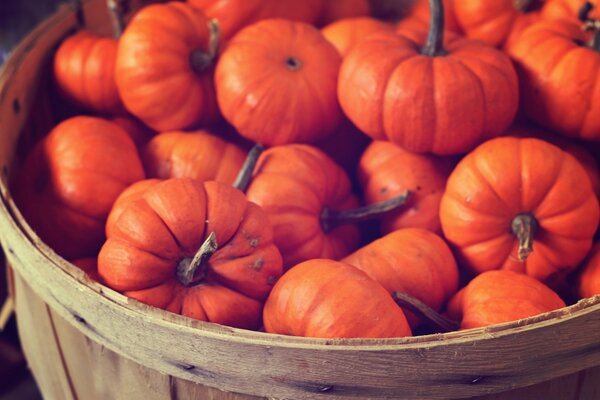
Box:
[577,243,600,298]
[98,178,283,329]
[542,0,600,21]
[440,136,600,284]
[263,259,412,338]
[215,19,342,145]
[15,116,145,259]
[447,270,566,329]
[322,17,394,57]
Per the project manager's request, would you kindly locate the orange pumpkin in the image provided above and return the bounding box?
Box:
[506,15,600,140]
[263,259,412,338]
[111,116,155,149]
[15,116,145,259]
[317,0,371,26]
[447,270,566,329]
[452,0,544,47]
[542,0,600,21]
[577,243,600,298]
[188,0,323,40]
[342,229,458,328]
[339,0,519,155]
[116,2,220,131]
[215,19,342,145]
[106,179,161,238]
[440,137,599,284]
[142,131,247,184]
[358,140,455,234]
[98,178,283,329]
[322,17,394,57]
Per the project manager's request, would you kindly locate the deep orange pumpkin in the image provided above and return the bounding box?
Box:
[116,2,219,131]
[358,140,455,234]
[188,0,323,40]
[215,19,342,145]
[577,243,600,298]
[105,179,161,238]
[339,0,519,155]
[542,0,600,21]
[506,16,600,140]
[54,31,123,115]
[447,270,566,329]
[342,228,458,328]
[15,116,145,259]
[142,131,247,184]
[321,17,394,57]
[98,178,283,329]
[317,0,371,26]
[263,259,412,338]
[440,137,599,284]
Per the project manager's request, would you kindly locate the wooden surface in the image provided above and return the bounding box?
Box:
[1,1,600,399]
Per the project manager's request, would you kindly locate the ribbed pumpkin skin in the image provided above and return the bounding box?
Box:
[542,0,600,21]
[322,17,394,57]
[115,2,219,132]
[338,31,518,155]
[439,137,600,283]
[358,140,455,234]
[188,0,323,40]
[342,229,458,328]
[578,243,600,299]
[317,0,370,26]
[54,31,123,115]
[506,20,600,140]
[263,259,412,338]
[447,270,566,329]
[98,178,283,330]
[215,19,342,146]
[15,116,145,260]
[142,131,246,184]
[245,145,360,269]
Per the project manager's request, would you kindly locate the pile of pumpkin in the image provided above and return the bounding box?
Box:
[13,0,600,338]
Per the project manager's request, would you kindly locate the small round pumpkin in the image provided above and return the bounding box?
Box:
[447,270,566,329]
[215,19,342,145]
[263,259,412,338]
[142,130,247,184]
[342,228,459,328]
[322,17,394,57]
[15,116,145,259]
[98,178,283,329]
[116,2,220,131]
[542,0,600,21]
[317,0,371,26]
[577,243,600,298]
[440,136,600,284]
[339,0,519,155]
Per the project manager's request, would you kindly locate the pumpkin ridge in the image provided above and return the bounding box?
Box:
[76,36,98,110]
[451,46,516,94]
[577,55,600,134]
[468,157,515,215]
[462,235,515,271]
[536,198,600,237]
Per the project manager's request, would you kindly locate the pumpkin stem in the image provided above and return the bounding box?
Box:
[421,0,447,57]
[392,292,459,333]
[511,213,538,262]
[107,0,127,38]
[177,231,218,287]
[233,144,265,193]
[190,19,221,73]
[579,2,600,51]
[320,190,411,233]
[513,0,543,13]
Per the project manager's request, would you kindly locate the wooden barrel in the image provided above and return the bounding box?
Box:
[1,1,600,399]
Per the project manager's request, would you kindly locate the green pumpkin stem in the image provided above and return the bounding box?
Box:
[107,0,127,38]
[177,231,218,287]
[422,0,447,57]
[321,190,411,233]
[392,292,459,333]
[511,213,538,262]
[233,144,265,193]
[190,19,221,73]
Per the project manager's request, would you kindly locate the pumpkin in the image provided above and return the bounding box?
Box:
[106,179,161,238]
[358,140,455,234]
[116,2,220,132]
[215,19,342,145]
[15,116,145,259]
[447,270,566,329]
[98,178,283,329]
[111,116,155,149]
[142,130,247,184]
[321,17,394,57]
[342,228,458,328]
[188,0,323,40]
[439,136,600,284]
[452,0,544,47]
[263,259,412,338]
[577,243,600,298]
[506,12,600,140]
[317,0,371,26]
[542,0,600,21]
[339,0,519,155]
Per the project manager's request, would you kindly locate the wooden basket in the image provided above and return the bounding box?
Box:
[1,1,600,399]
